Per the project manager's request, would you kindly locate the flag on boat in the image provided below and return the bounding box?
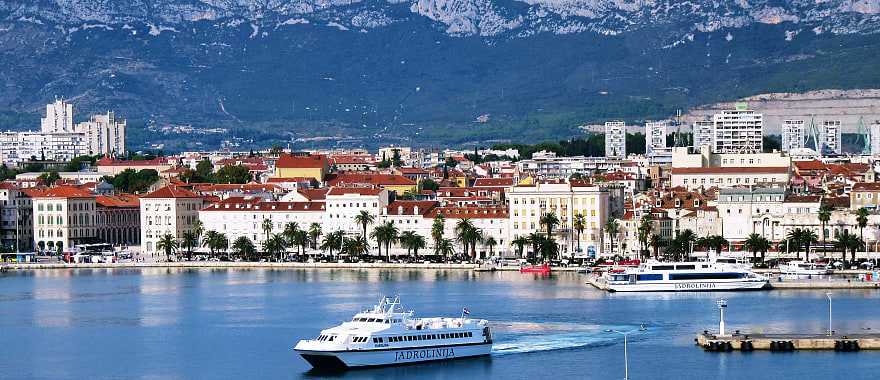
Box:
[462,307,470,315]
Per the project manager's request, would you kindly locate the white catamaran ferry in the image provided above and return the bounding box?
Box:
[599,258,768,292]
[294,296,493,370]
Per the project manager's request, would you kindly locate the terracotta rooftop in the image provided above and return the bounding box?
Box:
[385,201,438,216]
[142,185,201,199]
[276,154,329,169]
[853,182,880,191]
[95,194,140,208]
[327,173,416,187]
[473,178,514,187]
[327,187,384,196]
[32,186,94,198]
[202,197,325,212]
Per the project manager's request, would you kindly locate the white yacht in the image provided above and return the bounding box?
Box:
[778,260,831,276]
[598,258,768,292]
[294,296,493,370]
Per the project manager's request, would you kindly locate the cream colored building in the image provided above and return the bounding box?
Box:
[199,197,325,248]
[507,180,609,257]
[140,186,203,255]
[75,111,126,155]
[32,186,97,253]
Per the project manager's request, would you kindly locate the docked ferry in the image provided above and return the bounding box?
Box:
[599,258,768,292]
[294,296,493,370]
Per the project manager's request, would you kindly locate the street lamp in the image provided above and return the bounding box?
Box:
[606,329,631,380]
[826,292,833,336]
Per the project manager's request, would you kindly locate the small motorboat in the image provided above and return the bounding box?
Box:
[520,263,551,274]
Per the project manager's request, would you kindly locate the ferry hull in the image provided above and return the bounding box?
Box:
[296,343,493,370]
[606,280,768,292]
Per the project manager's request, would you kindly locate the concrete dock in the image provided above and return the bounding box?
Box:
[696,332,880,351]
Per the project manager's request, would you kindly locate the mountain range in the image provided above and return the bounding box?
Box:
[2,0,880,150]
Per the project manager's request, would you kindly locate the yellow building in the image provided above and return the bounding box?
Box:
[274,154,329,181]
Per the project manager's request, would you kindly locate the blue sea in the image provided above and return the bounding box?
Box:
[2,268,879,379]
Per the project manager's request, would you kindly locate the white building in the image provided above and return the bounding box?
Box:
[75,111,126,156]
[0,131,88,165]
[507,180,609,257]
[716,187,785,242]
[670,146,791,189]
[781,120,806,152]
[604,121,626,159]
[871,122,880,156]
[31,186,97,253]
[821,120,842,155]
[322,187,390,238]
[41,98,75,134]
[140,186,204,255]
[645,121,667,156]
[0,183,34,251]
[692,120,713,150]
[199,197,325,249]
[712,104,763,154]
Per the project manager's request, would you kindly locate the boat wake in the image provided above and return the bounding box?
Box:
[490,321,642,356]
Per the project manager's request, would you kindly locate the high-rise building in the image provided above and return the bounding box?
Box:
[645,121,667,156]
[75,111,127,155]
[40,98,74,134]
[604,121,626,158]
[821,120,842,155]
[870,122,880,156]
[0,131,88,165]
[692,120,713,149]
[781,119,806,152]
[712,104,763,154]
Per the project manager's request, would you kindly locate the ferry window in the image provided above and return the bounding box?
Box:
[675,265,696,270]
[468,332,472,337]
[372,338,377,343]
[669,273,743,280]
[367,318,376,322]
[651,265,674,270]
[638,274,663,281]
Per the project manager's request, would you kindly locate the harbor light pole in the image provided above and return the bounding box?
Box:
[826,292,833,336]
[606,329,630,380]
[717,299,727,337]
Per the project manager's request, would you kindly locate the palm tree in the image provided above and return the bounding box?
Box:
[294,230,310,257]
[484,237,497,257]
[320,231,344,259]
[527,232,543,261]
[649,234,663,259]
[604,218,620,257]
[431,215,446,253]
[192,219,204,245]
[308,223,322,250]
[156,234,178,261]
[180,231,198,260]
[572,213,586,253]
[261,218,274,243]
[354,211,375,240]
[202,230,227,257]
[744,233,769,262]
[282,222,300,246]
[786,228,804,259]
[371,222,399,262]
[512,236,528,258]
[342,236,369,260]
[676,229,697,261]
[435,238,456,262]
[540,212,560,238]
[262,234,286,261]
[232,236,256,260]
[399,231,417,256]
[818,204,832,252]
[802,229,819,262]
[454,219,476,258]
[697,235,728,254]
[637,217,653,259]
[835,231,862,263]
[857,207,869,259]
[202,230,220,257]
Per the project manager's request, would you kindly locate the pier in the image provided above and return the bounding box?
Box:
[696,332,880,351]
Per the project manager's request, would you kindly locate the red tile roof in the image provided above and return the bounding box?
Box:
[97,157,170,166]
[297,188,329,200]
[385,201,438,216]
[32,186,94,198]
[327,187,384,196]
[473,178,514,187]
[853,182,880,191]
[142,185,201,199]
[276,154,329,169]
[327,173,416,187]
[192,183,279,193]
[202,197,325,212]
[793,160,827,171]
[427,206,508,219]
[95,194,140,208]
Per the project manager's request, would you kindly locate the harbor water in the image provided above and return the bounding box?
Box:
[2,269,880,379]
